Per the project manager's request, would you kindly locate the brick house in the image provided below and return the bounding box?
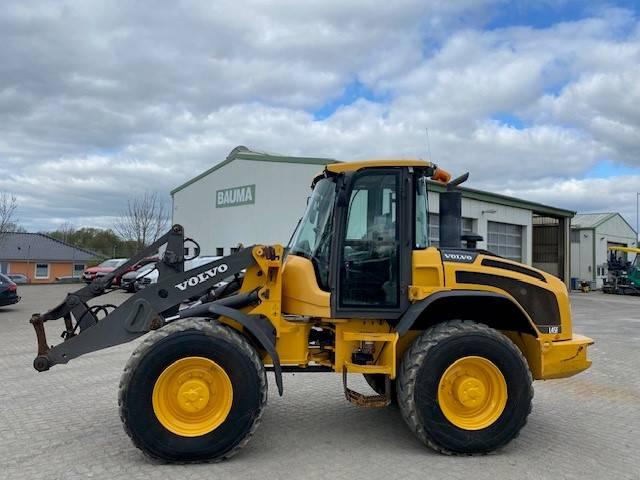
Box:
[0,232,99,284]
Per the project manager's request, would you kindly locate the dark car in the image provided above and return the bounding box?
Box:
[120,257,159,292]
[0,273,20,306]
[6,273,28,284]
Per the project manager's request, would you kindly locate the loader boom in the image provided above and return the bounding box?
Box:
[30,225,265,372]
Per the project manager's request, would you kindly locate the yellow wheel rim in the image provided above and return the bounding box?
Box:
[152,356,233,437]
[437,356,507,430]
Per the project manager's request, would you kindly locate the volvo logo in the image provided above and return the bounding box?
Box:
[175,264,229,291]
[442,252,476,263]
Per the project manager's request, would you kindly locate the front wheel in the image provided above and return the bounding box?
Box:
[397,320,533,455]
[118,319,267,462]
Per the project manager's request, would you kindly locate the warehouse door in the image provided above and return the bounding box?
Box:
[487,221,523,262]
[533,217,560,277]
[532,214,570,285]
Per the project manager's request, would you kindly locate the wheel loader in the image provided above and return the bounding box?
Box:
[30,160,593,462]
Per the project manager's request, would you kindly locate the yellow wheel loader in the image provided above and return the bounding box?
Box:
[30,160,593,462]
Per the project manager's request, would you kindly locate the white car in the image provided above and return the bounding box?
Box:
[134,256,223,291]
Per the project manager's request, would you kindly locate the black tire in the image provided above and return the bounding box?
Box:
[363,374,397,404]
[118,318,267,463]
[397,320,533,455]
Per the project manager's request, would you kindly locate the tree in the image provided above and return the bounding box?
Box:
[114,192,169,252]
[58,221,76,244]
[47,226,138,259]
[0,192,18,245]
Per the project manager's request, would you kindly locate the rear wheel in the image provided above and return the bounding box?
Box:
[119,318,267,462]
[397,320,533,455]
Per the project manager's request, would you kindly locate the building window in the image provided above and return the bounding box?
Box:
[73,264,85,278]
[570,230,580,243]
[230,247,239,254]
[216,248,224,256]
[35,263,49,279]
[428,214,474,247]
[487,221,523,261]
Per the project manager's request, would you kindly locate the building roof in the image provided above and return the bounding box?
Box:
[426,181,575,218]
[171,145,575,218]
[171,146,336,195]
[571,212,636,233]
[0,232,99,262]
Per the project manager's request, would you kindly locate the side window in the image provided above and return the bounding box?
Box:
[340,172,399,308]
[415,176,429,248]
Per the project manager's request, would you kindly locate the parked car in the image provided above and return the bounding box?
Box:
[5,273,28,284]
[120,257,159,292]
[134,256,222,291]
[122,262,157,292]
[0,273,21,307]
[82,258,128,284]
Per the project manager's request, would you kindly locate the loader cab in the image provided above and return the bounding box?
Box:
[290,163,433,320]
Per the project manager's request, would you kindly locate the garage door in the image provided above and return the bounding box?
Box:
[487,221,522,261]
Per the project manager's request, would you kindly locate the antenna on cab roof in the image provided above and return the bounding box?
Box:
[425,127,433,162]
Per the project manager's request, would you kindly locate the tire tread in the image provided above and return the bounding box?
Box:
[396,320,533,455]
[118,318,268,463]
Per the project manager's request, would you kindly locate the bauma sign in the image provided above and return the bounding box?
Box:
[215,184,256,208]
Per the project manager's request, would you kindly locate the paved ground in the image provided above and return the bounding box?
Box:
[0,285,638,480]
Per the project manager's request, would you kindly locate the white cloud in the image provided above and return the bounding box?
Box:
[0,1,639,231]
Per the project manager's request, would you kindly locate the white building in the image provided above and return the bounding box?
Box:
[171,146,575,285]
[570,213,637,288]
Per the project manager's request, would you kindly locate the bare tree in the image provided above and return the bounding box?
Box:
[114,192,169,252]
[0,192,18,245]
[58,222,76,243]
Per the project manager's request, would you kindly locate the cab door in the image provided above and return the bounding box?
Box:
[330,168,411,319]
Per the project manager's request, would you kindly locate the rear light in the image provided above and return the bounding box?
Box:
[8,285,17,292]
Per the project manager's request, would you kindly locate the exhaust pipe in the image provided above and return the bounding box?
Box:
[438,172,469,249]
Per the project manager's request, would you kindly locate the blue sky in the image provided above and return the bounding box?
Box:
[487,0,640,30]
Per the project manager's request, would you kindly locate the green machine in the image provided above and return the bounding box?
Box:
[603,246,640,295]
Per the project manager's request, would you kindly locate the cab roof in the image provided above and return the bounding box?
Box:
[325,159,434,173]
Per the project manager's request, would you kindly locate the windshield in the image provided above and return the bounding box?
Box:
[289,177,336,289]
[100,259,126,268]
[138,263,156,273]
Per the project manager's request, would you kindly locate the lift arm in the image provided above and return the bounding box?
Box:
[29,225,259,372]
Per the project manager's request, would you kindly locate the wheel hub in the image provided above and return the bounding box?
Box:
[177,379,210,413]
[454,376,486,408]
[152,356,233,437]
[437,356,508,430]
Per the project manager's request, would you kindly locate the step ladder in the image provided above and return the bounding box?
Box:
[340,331,397,408]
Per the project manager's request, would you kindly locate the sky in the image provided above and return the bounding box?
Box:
[1,0,640,233]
